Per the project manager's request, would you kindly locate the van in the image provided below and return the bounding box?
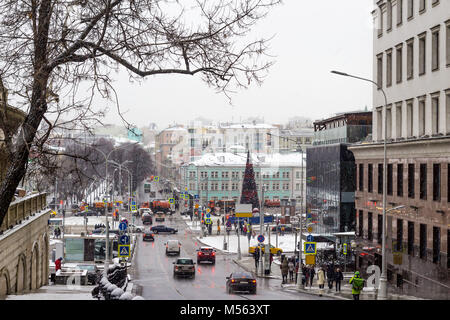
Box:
[165,239,181,256]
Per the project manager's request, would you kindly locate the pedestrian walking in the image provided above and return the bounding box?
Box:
[349,271,365,300]
[280,226,285,236]
[217,223,221,235]
[334,267,343,292]
[308,266,315,287]
[280,257,289,284]
[269,252,273,273]
[317,266,325,296]
[326,264,335,290]
[288,258,295,282]
[254,248,260,270]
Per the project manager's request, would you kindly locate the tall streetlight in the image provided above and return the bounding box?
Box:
[77,141,138,275]
[331,70,389,300]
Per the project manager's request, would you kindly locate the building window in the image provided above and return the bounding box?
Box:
[408,163,415,198]
[368,163,373,193]
[406,100,413,137]
[397,163,404,197]
[420,224,427,259]
[295,183,300,191]
[397,219,404,252]
[448,164,450,203]
[378,5,383,37]
[396,102,403,138]
[419,0,426,13]
[359,163,364,191]
[418,98,426,136]
[419,32,426,76]
[448,230,450,268]
[387,164,393,195]
[377,214,383,244]
[396,44,403,83]
[433,226,441,264]
[368,212,373,241]
[378,163,383,195]
[386,50,393,87]
[407,39,414,79]
[431,94,440,134]
[446,22,450,67]
[386,107,392,139]
[408,221,414,256]
[431,0,439,6]
[397,0,403,25]
[433,163,441,201]
[431,26,440,71]
[377,54,383,88]
[420,163,427,200]
[387,1,393,31]
[407,0,414,19]
[358,210,364,237]
[377,108,383,141]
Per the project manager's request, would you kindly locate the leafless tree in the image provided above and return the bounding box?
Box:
[0,0,280,226]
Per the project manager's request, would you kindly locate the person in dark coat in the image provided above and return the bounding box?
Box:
[308,266,316,287]
[334,267,344,292]
[254,248,260,270]
[326,264,335,289]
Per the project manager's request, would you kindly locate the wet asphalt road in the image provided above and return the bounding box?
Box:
[131,212,334,301]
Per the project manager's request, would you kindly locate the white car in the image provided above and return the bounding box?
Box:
[128,223,145,233]
[165,239,181,256]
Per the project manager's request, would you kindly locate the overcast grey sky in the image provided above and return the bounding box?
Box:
[99,0,375,130]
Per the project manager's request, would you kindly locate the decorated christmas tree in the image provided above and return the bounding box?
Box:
[240,150,260,209]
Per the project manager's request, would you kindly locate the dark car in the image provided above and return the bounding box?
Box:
[142,213,153,225]
[197,247,216,264]
[155,211,165,222]
[226,272,257,294]
[173,258,196,278]
[74,210,97,217]
[142,230,155,241]
[150,225,177,234]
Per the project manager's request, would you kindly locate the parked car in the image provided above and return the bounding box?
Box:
[226,272,257,294]
[165,239,181,255]
[173,258,196,278]
[75,264,100,284]
[150,225,177,234]
[248,244,282,256]
[196,247,216,264]
[74,210,97,217]
[142,230,155,241]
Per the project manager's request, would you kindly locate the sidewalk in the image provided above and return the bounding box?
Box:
[231,255,424,300]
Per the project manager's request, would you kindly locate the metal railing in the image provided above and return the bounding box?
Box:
[0,193,47,233]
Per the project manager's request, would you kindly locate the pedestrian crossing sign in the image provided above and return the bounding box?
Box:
[169,198,174,204]
[154,176,159,182]
[118,245,130,257]
[205,218,212,224]
[304,242,317,255]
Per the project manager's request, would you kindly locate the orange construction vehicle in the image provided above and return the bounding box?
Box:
[264,199,281,207]
[150,200,172,213]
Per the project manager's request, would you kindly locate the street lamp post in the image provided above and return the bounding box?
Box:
[331,70,389,299]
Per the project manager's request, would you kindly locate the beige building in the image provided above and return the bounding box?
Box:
[348,0,449,299]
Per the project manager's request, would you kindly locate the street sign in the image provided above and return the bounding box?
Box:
[307,226,313,233]
[306,213,312,219]
[206,208,211,213]
[119,235,130,245]
[304,242,317,255]
[305,255,316,265]
[206,213,211,218]
[194,194,199,199]
[185,187,188,191]
[257,235,265,243]
[132,201,136,206]
[235,204,252,218]
[195,204,199,209]
[154,176,159,182]
[343,243,347,255]
[205,218,212,224]
[169,198,174,204]
[119,222,128,231]
[306,235,314,242]
[131,205,137,211]
[85,206,88,212]
[118,245,130,257]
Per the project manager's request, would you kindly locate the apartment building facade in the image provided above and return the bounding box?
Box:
[181,152,305,207]
[348,0,450,299]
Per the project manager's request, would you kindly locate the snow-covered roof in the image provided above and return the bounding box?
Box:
[185,152,305,167]
[221,123,278,129]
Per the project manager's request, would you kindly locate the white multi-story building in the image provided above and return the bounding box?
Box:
[348,0,449,299]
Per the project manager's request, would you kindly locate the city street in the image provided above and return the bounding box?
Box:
[130,211,333,300]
